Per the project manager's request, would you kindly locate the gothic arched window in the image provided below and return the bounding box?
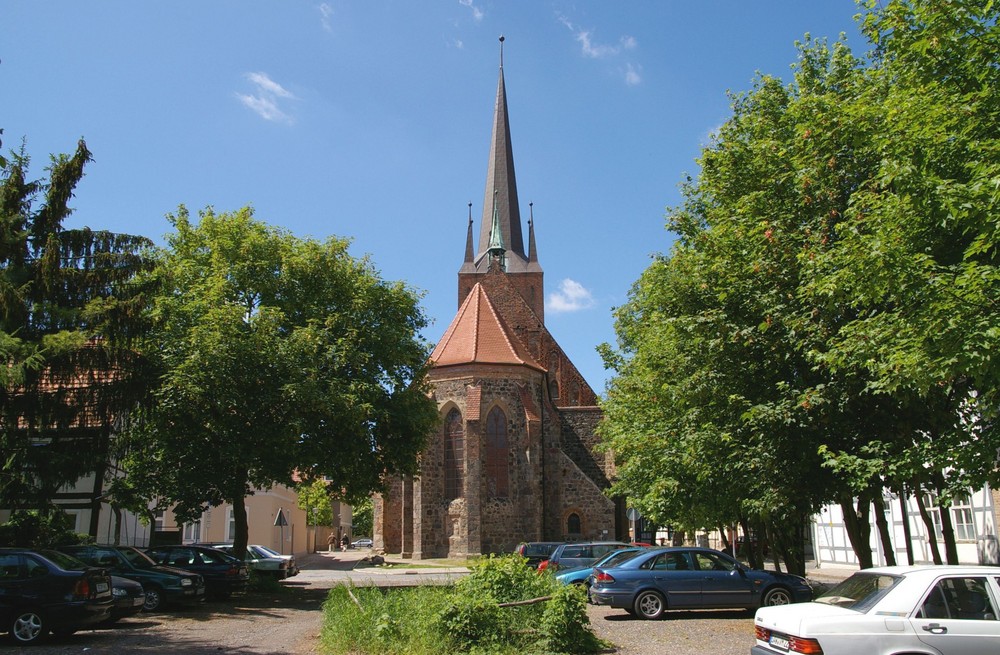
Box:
[444,409,464,500]
[567,513,582,536]
[485,407,509,499]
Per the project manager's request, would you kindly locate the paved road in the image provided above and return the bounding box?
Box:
[10,550,853,655]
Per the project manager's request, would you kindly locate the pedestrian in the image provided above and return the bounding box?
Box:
[327,532,336,553]
[341,534,350,552]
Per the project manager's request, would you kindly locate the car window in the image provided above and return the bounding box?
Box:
[646,552,691,571]
[256,546,282,558]
[0,553,22,580]
[918,577,997,621]
[165,548,196,566]
[24,556,48,578]
[599,549,641,569]
[93,548,123,567]
[38,549,88,571]
[816,572,901,611]
[692,552,736,572]
[592,545,620,558]
[525,544,557,558]
[561,546,588,559]
[119,547,157,569]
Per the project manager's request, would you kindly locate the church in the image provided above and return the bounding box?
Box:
[373,40,623,558]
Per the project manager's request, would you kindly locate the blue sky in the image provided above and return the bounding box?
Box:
[3,1,864,394]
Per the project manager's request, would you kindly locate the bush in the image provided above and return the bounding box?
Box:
[0,509,87,548]
[537,583,606,654]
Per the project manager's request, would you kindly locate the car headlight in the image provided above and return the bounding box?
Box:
[112,587,127,598]
[180,578,193,587]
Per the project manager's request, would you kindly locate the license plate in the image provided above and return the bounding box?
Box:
[769,635,790,651]
[133,598,145,606]
[96,582,109,593]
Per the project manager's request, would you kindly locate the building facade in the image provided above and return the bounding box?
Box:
[373,42,622,558]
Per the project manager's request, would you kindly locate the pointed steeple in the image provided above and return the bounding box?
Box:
[487,190,506,271]
[527,202,538,264]
[478,35,525,261]
[464,202,475,264]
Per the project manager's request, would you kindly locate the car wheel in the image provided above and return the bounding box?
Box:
[762,587,792,606]
[10,609,46,644]
[633,590,666,620]
[143,586,163,611]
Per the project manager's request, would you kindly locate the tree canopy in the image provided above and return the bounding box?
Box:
[599,0,1000,571]
[112,206,438,556]
[1,139,154,518]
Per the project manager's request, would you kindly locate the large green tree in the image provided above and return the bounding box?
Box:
[0,140,154,531]
[113,206,437,557]
[600,0,999,570]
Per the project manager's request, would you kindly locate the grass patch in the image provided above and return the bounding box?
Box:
[320,555,607,655]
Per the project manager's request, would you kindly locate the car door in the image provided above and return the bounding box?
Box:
[910,575,1000,655]
[0,553,26,622]
[646,551,702,608]
[691,550,754,608]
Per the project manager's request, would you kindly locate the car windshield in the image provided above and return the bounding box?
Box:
[598,549,642,569]
[248,546,276,559]
[38,549,88,571]
[255,545,282,558]
[119,547,157,569]
[815,572,901,611]
[524,544,557,558]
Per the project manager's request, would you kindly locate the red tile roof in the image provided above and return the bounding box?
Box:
[430,283,545,372]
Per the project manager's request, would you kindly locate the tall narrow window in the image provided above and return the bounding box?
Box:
[444,409,464,500]
[951,493,975,541]
[567,513,582,535]
[485,407,509,499]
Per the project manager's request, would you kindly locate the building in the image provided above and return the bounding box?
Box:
[373,40,623,558]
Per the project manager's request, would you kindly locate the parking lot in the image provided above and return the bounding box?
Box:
[9,549,851,655]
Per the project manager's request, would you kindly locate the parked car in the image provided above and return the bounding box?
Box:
[752,565,1000,655]
[351,538,373,549]
[537,541,630,573]
[555,546,646,589]
[145,545,249,598]
[513,542,562,569]
[107,575,146,624]
[588,546,812,619]
[207,544,298,579]
[59,545,205,612]
[0,547,113,644]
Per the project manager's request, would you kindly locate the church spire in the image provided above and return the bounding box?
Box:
[527,202,538,264]
[478,35,525,261]
[464,202,475,264]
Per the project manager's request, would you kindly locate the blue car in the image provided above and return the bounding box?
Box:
[554,547,647,589]
[588,546,812,619]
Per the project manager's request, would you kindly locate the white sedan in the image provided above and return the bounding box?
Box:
[752,565,1000,655]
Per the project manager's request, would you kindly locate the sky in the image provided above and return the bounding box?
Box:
[2,1,866,394]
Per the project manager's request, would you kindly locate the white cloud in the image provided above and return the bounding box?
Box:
[236,72,296,124]
[624,62,642,86]
[547,279,596,313]
[558,14,636,60]
[318,3,334,33]
[459,0,484,22]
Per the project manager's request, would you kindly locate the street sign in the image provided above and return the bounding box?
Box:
[273,509,288,527]
[626,507,641,521]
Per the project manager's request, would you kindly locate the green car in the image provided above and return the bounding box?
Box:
[59,545,205,611]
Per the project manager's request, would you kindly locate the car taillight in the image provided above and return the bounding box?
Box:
[72,578,91,598]
[594,571,615,584]
[537,560,550,571]
[755,626,823,655]
[788,636,823,654]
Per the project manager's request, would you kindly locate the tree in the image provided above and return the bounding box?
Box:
[113,206,438,558]
[296,478,333,527]
[601,0,999,571]
[1,139,154,529]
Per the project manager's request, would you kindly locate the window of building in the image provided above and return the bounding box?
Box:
[444,409,464,500]
[567,513,581,535]
[182,518,202,543]
[923,492,944,539]
[226,507,236,542]
[952,493,976,541]
[485,407,509,499]
[153,510,165,532]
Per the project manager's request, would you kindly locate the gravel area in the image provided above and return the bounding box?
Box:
[9,552,852,655]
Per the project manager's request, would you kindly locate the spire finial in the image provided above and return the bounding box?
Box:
[529,201,533,227]
[468,202,473,225]
[499,35,505,68]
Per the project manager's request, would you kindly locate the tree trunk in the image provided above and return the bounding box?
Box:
[232,495,249,560]
[872,493,896,566]
[914,490,943,565]
[931,472,960,564]
[840,494,874,569]
[111,505,123,545]
[898,485,914,565]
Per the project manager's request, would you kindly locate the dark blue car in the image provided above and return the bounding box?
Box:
[588,546,812,619]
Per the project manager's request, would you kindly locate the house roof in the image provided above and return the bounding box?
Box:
[430,282,545,372]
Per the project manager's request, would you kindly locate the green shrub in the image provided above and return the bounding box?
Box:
[537,583,606,654]
[0,510,86,548]
[435,590,507,651]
